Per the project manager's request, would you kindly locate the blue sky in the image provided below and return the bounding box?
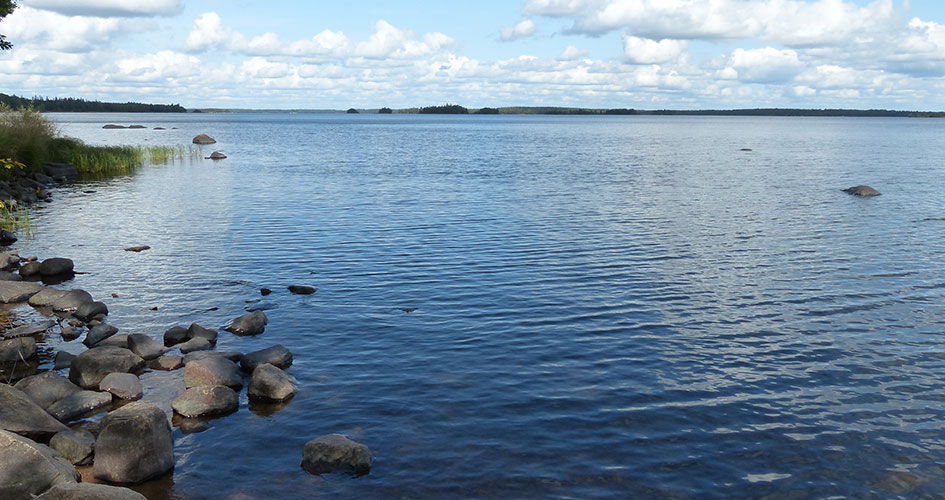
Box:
[2,0,945,110]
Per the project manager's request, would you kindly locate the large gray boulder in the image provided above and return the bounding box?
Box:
[149,354,183,371]
[301,434,373,475]
[163,326,188,346]
[183,356,242,389]
[240,344,292,372]
[0,337,36,362]
[171,385,239,418]
[0,429,79,500]
[14,372,81,409]
[83,323,119,347]
[49,428,95,466]
[225,310,267,335]
[192,133,216,145]
[50,290,93,312]
[0,281,44,303]
[39,258,74,277]
[28,288,70,307]
[0,384,69,441]
[36,483,146,500]
[248,363,296,401]
[74,301,108,322]
[99,372,143,400]
[47,390,113,422]
[177,336,212,354]
[69,346,145,390]
[94,401,174,484]
[18,261,40,278]
[187,323,218,345]
[127,334,164,360]
[184,351,242,365]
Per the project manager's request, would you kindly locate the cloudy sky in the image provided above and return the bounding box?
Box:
[1,0,944,110]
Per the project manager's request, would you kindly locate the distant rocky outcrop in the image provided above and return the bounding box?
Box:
[192,134,216,145]
[843,185,881,197]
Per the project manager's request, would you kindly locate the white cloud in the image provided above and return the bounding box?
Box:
[500,19,537,41]
[557,44,588,61]
[720,47,803,83]
[1,6,123,53]
[622,36,687,64]
[23,0,181,18]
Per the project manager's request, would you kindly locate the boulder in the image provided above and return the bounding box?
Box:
[47,390,113,422]
[54,351,77,370]
[225,310,267,335]
[49,428,95,465]
[260,288,272,296]
[301,434,373,475]
[187,323,218,345]
[0,429,79,499]
[94,401,174,484]
[36,483,147,500]
[240,344,292,372]
[184,356,243,389]
[843,185,881,197]
[0,384,69,441]
[123,246,150,252]
[83,324,119,347]
[127,334,164,360]
[60,326,80,341]
[69,346,145,390]
[0,280,44,303]
[206,151,227,160]
[0,337,36,362]
[18,261,40,277]
[171,385,239,418]
[14,372,81,410]
[178,337,212,354]
[248,364,297,401]
[0,228,17,246]
[0,250,19,270]
[39,258,74,277]
[74,301,108,322]
[192,133,216,145]
[163,325,189,346]
[96,334,129,349]
[2,319,55,339]
[288,285,317,295]
[43,163,79,183]
[102,124,126,129]
[99,372,142,400]
[183,350,241,365]
[50,289,93,312]
[28,287,70,307]
[0,270,21,280]
[149,354,183,371]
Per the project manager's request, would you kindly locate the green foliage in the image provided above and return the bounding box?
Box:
[45,137,144,176]
[0,199,31,233]
[0,105,58,170]
[144,145,201,163]
[419,104,469,114]
[378,107,393,114]
[474,107,499,115]
[0,1,16,50]
[0,93,187,113]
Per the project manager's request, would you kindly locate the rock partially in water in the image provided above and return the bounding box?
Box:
[0,429,79,499]
[192,133,216,145]
[260,288,272,296]
[60,326,80,341]
[43,163,79,183]
[184,356,243,389]
[248,363,296,401]
[47,390,113,422]
[0,383,69,441]
[39,257,74,277]
[96,334,129,349]
[94,401,174,484]
[288,285,316,295]
[69,346,145,390]
[149,354,183,371]
[19,261,41,278]
[225,310,267,336]
[127,334,164,360]
[0,229,17,246]
[184,351,242,365]
[301,434,373,475]
[74,301,108,323]
[83,324,119,348]
[123,246,150,252]
[99,372,143,401]
[240,344,292,372]
[0,270,21,281]
[36,482,147,500]
[49,428,95,466]
[55,351,77,370]
[163,325,188,346]
[14,372,81,410]
[843,185,881,197]
[171,385,238,418]
[206,151,227,160]
[0,337,36,362]
[178,337,212,354]
[3,320,56,339]
[28,287,69,307]
[0,250,19,270]
[0,280,44,303]
[103,124,126,129]
[50,289,93,312]
[187,323,218,345]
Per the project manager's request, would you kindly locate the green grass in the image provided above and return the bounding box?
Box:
[144,144,202,163]
[0,200,31,233]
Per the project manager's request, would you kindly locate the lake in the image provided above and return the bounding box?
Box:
[20,112,945,498]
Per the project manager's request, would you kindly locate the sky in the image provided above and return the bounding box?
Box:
[1,0,945,110]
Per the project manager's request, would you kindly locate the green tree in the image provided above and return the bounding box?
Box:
[0,0,16,51]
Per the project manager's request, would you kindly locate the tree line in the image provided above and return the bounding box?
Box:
[0,94,187,113]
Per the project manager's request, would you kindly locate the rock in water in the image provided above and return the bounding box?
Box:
[39,257,74,277]
[0,384,69,441]
[127,334,164,360]
[163,325,189,346]
[184,356,243,389]
[36,483,147,500]
[0,250,19,270]
[0,281,44,303]
[69,346,145,390]
[14,372,81,410]
[83,324,118,347]
[0,337,36,362]
[177,337,212,354]
[74,301,108,322]
[248,363,297,401]
[192,133,216,145]
[288,285,316,295]
[99,372,143,400]
[301,434,373,475]
[2,320,56,339]
[94,401,174,484]
[28,287,69,307]
[843,185,881,197]
[19,261,41,277]
[49,289,93,312]
[43,163,79,183]
[225,310,267,335]
[149,354,184,371]
[206,151,227,160]
[240,344,293,372]
[54,351,77,370]
[46,390,113,422]
[0,228,17,246]
[0,429,79,499]
[123,245,150,252]
[49,428,95,466]
[187,323,218,345]
[171,385,239,418]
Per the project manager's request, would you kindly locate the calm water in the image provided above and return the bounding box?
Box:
[18,112,945,498]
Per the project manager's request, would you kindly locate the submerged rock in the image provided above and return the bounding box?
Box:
[171,385,238,418]
[49,428,95,466]
[0,429,79,499]
[2,320,56,339]
[47,390,113,422]
[94,401,174,484]
[36,483,147,500]
[192,133,216,145]
[301,434,373,475]
[288,285,316,295]
[69,346,145,390]
[225,310,267,335]
[843,185,881,197]
[0,384,69,441]
[248,363,296,401]
[123,245,150,252]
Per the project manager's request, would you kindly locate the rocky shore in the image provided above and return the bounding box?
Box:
[0,161,373,499]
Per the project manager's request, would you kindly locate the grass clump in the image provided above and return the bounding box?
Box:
[0,199,31,233]
[145,145,201,163]
[46,137,144,176]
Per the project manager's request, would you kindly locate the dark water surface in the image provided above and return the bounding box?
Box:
[19,113,945,498]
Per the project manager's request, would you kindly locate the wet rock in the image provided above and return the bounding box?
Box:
[248,363,296,401]
[184,356,242,389]
[206,151,227,160]
[36,482,147,500]
[99,372,142,401]
[55,351,77,370]
[127,334,164,360]
[0,429,79,499]
[43,163,78,184]
[245,301,278,312]
[0,250,19,270]
[69,346,145,390]
[3,320,55,339]
[103,124,125,129]
[83,323,118,348]
[74,301,108,323]
[225,310,267,336]
[843,185,881,197]
[171,385,238,418]
[260,288,272,296]
[94,401,174,484]
[240,344,293,372]
[47,390,113,422]
[0,228,16,246]
[0,383,69,441]
[50,289,93,312]
[0,270,21,280]
[96,334,129,349]
[178,337,212,354]
[163,325,188,346]
[192,133,216,145]
[61,326,80,341]
[28,287,69,307]
[19,261,41,277]
[40,257,74,277]
[0,280,44,303]
[288,285,317,295]
[49,428,95,466]
[400,307,417,313]
[187,323,218,345]
[0,337,36,362]
[14,372,81,410]
[183,350,241,365]
[301,434,373,475]
[149,354,183,371]
[123,246,150,252]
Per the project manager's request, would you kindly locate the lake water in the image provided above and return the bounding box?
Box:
[19,112,945,498]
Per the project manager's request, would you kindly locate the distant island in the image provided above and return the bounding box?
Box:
[0,94,186,113]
